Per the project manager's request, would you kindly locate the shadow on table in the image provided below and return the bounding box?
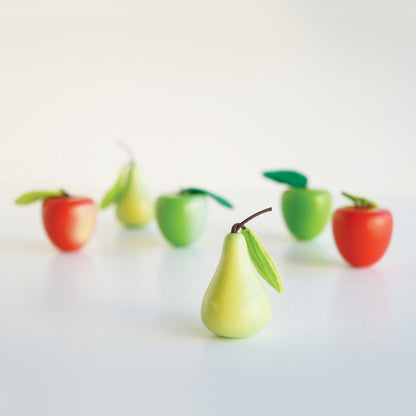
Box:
[283,240,345,268]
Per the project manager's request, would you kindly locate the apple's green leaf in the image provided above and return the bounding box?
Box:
[100,168,128,209]
[342,192,377,209]
[182,188,233,209]
[15,190,66,205]
[263,170,307,188]
[242,227,284,293]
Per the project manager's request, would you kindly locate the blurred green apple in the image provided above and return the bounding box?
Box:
[263,170,332,240]
[156,188,232,247]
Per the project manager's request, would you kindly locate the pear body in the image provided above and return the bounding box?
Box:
[201,233,271,338]
[116,165,153,227]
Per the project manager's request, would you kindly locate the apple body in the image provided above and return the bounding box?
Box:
[332,206,393,267]
[156,193,208,247]
[42,196,97,251]
[281,188,332,240]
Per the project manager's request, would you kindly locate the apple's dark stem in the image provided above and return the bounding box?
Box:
[231,207,272,233]
[117,139,136,165]
[60,189,70,197]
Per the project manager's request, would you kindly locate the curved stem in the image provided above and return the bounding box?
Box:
[231,207,272,233]
[59,189,70,197]
[117,139,136,165]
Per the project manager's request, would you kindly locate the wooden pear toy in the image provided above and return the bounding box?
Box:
[201,208,284,338]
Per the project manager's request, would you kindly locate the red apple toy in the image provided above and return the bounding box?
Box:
[15,190,97,251]
[332,192,393,267]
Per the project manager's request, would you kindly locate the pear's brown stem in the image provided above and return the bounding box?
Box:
[231,207,272,233]
[117,139,136,165]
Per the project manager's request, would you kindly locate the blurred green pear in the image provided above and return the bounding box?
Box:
[101,161,153,228]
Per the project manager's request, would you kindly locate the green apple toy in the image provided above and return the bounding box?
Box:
[263,170,332,240]
[101,142,153,227]
[201,207,284,338]
[156,188,233,247]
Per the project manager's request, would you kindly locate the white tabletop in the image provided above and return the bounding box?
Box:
[1,194,415,415]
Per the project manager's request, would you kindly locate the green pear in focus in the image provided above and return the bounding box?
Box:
[201,208,284,338]
[201,232,271,338]
[101,142,153,227]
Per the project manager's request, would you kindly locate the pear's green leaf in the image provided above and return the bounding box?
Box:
[15,190,65,205]
[100,187,117,209]
[182,188,233,209]
[342,192,377,209]
[100,167,129,209]
[242,228,284,293]
[263,170,307,188]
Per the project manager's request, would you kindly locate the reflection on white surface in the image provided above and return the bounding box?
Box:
[331,267,390,343]
[1,200,415,414]
[158,246,205,302]
[157,246,210,339]
[284,239,344,268]
[100,222,162,253]
[46,251,98,309]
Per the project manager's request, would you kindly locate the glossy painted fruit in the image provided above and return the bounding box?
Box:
[201,232,272,338]
[100,141,153,228]
[263,170,331,240]
[42,196,97,251]
[15,190,96,251]
[155,188,232,247]
[115,165,153,227]
[332,193,393,267]
[282,188,332,240]
[201,207,283,339]
[156,193,208,247]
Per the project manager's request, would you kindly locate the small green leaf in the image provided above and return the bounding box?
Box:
[242,227,284,293]
[100,167,129,209]
[15,190,66,205]
[263,170,307,188]
[342,192,377,209]
[100,187,117,209]
[182,188,233,208]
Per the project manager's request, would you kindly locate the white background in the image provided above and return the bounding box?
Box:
[1,0,415,201]
[1,1,416,414]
